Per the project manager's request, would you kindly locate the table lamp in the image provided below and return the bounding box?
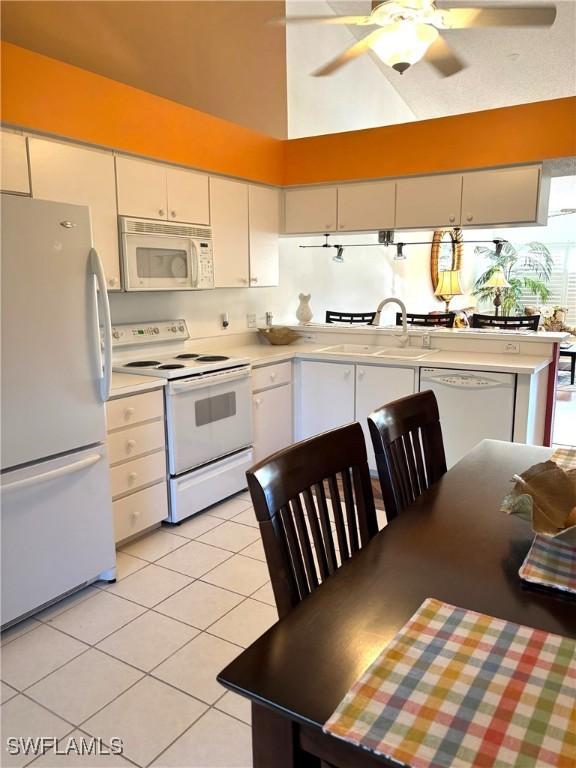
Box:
[483,267,510,317]
[434,270,463,312]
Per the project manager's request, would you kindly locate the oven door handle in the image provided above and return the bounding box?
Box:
[169,366,251,394]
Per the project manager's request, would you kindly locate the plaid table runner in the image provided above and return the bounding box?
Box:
[520,535,576,594]
[551,446,576,471]
[324,598,576,768]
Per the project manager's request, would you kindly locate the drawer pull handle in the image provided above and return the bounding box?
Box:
[254,398,262,407]
[130,510,141,520]
[128,472,138,483]
[126,439,137,451]
[270,372,277,380]
[124,407,136,419]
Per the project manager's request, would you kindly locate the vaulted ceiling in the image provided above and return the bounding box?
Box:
[1,0,575,140]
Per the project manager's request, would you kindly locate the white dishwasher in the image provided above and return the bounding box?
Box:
[419,368,516,468]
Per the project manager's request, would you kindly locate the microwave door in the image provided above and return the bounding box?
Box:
[123,233,193,291]
[191,242,199,288]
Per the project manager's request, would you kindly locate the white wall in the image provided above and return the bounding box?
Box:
[286,0,415,138]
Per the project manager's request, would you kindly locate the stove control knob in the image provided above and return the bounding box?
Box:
[112,330,120,340]
[171,326,177,332]
[179,324,185,332]
[153,327,160,334]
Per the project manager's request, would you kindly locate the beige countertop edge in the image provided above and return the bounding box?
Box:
[110,372,166,398]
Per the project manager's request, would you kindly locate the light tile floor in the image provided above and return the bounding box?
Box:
[1,491,387,768]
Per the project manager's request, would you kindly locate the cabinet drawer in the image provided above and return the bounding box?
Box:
[106,390,163,431]
[107,420,165,466]
[110,450,166,499]
[113,482,168,543]
[252,361,292,391]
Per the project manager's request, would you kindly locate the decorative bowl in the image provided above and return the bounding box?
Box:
[258,326,301,346]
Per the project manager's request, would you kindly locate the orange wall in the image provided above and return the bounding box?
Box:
[284,98,576,185]
[0,43,285,184]
[2,42,575,187]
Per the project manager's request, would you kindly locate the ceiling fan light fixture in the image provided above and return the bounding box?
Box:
[369,21,438,72]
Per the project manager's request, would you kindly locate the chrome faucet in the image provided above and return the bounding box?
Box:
[371,297,409,347]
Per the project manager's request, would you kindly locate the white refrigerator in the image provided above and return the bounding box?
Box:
[1,195,116,627]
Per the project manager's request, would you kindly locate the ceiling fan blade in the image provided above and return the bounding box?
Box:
[272,15,373,26]
[440,5,557,28]
[312,28,387,76]
[424,35,466,77]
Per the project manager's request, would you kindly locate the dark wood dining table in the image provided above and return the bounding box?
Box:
[218,440,576,768]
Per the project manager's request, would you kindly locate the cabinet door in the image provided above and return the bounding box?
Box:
[338,181,395,231]
[461,166,545,226]
[249,185,280,287]
[284,187,337,233]
[116,156,167,219]
[166,166,210,225]
[29,138,121,290]
[210,177,250,288]
[355,365,416,471]
[395,174,462,229]
[1,131,30,194]
[253,384,293,463]
[297,361,355,440]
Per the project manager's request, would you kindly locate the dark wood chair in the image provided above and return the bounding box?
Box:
[326,310,376,324]
[396,312,455,328]
[247,422,379,619]
[471,313,540,331]
[368,391,447,522]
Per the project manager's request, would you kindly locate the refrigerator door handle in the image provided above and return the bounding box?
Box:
[1,454,102,493]
[90,248,112,401]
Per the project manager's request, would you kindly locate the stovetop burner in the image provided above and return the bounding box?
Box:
[196,355,229,362]
[157,364,186,370]
[125,360,162,367]
[174,353,201,359]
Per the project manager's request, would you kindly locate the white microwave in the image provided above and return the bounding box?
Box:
[120,217,214,291]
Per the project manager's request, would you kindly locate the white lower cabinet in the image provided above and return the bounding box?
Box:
[252,363,293,463]
[106,388,168,544]
[296,361,355,440]
[355,365,416,470]
[296,360,416,468]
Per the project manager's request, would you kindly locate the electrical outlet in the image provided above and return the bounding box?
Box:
[505,342,520,354]
[422,333,431,349]
[246,313,257,329]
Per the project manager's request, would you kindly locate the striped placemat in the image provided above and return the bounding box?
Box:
[520,535,576,594]
[552,446,576,471]
[324,598,576,768]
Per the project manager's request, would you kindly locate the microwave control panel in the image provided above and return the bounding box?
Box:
[196,240,214,289]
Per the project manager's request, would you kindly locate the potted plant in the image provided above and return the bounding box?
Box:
[473,240,553,316]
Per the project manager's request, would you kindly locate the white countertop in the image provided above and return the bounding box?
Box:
[110,372,166,398]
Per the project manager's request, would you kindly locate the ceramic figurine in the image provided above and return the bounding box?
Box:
[296,293,313,324]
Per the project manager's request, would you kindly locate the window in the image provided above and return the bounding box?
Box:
[516,244,576,325]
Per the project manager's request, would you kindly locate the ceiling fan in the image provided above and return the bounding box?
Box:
[280,0,557,77]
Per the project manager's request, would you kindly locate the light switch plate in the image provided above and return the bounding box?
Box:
[246,313,257,329]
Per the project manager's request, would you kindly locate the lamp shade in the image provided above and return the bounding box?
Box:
[434,269,463,298]
[484,267,510,289]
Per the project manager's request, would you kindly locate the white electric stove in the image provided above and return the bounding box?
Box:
[112,320,253,522]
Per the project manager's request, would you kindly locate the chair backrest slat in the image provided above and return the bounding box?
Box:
[247,422,378,618]
[302,488,331,579]
[290,495,319,592]
[326,310,376,325]
[368,391,447,521]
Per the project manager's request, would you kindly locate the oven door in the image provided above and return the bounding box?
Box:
[122,233,196,291]
[166,367,253,474]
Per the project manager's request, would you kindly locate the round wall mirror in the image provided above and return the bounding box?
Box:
[431,228,463,300]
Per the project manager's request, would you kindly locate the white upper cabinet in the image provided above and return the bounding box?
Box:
[210,176,250,288]
[249,185,280,287]
[29,137,121,290]
[1,131,30,194]
[165,166,210,224]
[116,156,209,224]
[284,187,337,233]
[337,181,395,231]
[395,174,462,229]
[460,166,548,227]
[116,156,167,220]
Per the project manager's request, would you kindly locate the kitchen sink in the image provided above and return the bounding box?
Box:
[374,348,439,360]
[317,344,388,355]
